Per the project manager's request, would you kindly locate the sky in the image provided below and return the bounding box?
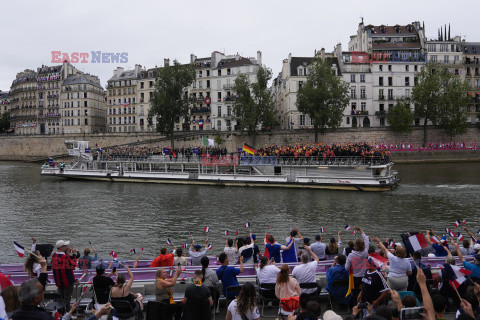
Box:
[1,0,479,90]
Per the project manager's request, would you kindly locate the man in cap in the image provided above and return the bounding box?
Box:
[189,239,209,266]
[92,262,116,315]
[358,258,390,312]
[51,240,77,311]
[426,230,449,257]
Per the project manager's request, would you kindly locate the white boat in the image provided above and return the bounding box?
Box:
[41,140,399,191]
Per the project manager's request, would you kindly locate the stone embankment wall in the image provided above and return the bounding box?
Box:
[0,127,479,162]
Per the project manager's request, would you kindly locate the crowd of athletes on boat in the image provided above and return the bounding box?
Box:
[102,145,230,159]
[2,224,480,320]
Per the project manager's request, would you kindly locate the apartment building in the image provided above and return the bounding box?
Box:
[8,70,38,134]
[461,42,480,124]
[61,74,107,134]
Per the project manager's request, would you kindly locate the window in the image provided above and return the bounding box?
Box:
[217,92,222,102]
[217,70,221,76]
[218,106,221,117]
[405,65,409,72]
[199,71,202,78]
[388,65,392,72]
[217,120,221,129]
[199,81,203,89]
[430,55,437,63]
[380,118,385,126]
[351,102,357,112]
[454,56,459,64]
[428,44,436,52]
[379,89,384,99]
[388,77,393,86]
[379,104,384,112]
[351,74,356,83]
[361,102,366,111]
[405,89,411,97]
[360,74,365,83]
[405,77,410,86]
[388,89,393,99]
[444,55,449,64]
[206,80,210,88]
[350,88,356,99]
[440,44,448,52]
[298,68,303,76]
[299,114,306,126]
[206,70,210,77]
[298,81,303,90]
[379,77,384,86]
[414,65,418,72]
[346,117,350,125]
[227,69,231,75]
[476,79,480,88]
[227,105,232,116]
[360,88,366,99]
[140,82,144,89]
[379,65,383,71]
[414,77,418,85]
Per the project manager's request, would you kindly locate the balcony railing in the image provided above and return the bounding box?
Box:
[223,84,234,90]
[351,110,369,115]
[375,111,386,117]
[224,96,236,102]
[192,107,211,114]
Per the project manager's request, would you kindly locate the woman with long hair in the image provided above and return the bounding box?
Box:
[110,265,144,319]
[154,266,183,320]
[24,250,42,277]
[0,286,21,318]
[225,282,260,320]
[256,256,280,284]
[325,231,342,260]
[275,264,301,319]
[200,256,219,310]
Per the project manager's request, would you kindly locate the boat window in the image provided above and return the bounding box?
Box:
[65,142,74,149]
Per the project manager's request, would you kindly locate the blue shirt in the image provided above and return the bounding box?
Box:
[282,238,297,263]
[326,265,349,292]
[463,261,480,279]
[216,265,240,297]
[266,243,282,263]
[432,243,448,257]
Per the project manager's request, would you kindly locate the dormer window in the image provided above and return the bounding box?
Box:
[298,68,303,76]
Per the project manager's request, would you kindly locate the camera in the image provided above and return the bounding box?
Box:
[400,307,423,320]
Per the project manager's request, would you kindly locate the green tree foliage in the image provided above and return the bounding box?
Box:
[232,66,276,146]
[0,112,10,132]
[438,74,470,138]
[413,62,470,145]
[148,60,196,147]
[296,58,349,142]
[386,98,414,133]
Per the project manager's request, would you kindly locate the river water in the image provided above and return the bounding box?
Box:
[0,161,479,263]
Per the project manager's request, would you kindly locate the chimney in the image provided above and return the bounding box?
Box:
[134,64,141,74]
[115,67,124,77]
[190,54,196,63]
[164,58,170,66]
[257,50,262,65]
[321,48,325,60]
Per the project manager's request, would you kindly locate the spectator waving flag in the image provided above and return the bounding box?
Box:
[345,225,351,231]
[166,239,172,245]
[449,231,457,237]
[236,230,239,236]
[431,236,440,244]
[244,222,250,228]
[130,249,136,254]
[188,231,192,237]
[368,253,388,270]
[204,226,209,233]
[443,263,473,289]
[388,239,395,247]
[403,233,429,253]
[13,241,25,257]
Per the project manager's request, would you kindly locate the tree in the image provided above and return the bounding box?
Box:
[0,112,9,132]
[386,98,414,133]
[232,66,276,146]
[413,63,470,145]
[296,58,349,143]
[148,60,196,148]
[412,62,443,147]
[438,74,470,138]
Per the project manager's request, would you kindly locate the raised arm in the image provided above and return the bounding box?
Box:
[295,228,304,240]
[304,245,319,262]
[372,237,389,256]
[239,256,244,273]
[337,231,342,244]
[425,230,433,245]
[356,227,369,252]
[463,227,477,242]
[416,268,435,320]
[452,239,465,262]
[280,238,294,250]
[124,266,134,291]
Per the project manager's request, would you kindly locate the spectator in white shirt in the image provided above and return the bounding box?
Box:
[224,239,238,265]
[256,256,281,284]
[292,245,320,295]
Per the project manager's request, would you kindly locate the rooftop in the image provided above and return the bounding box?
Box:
[62,74,103,89]
[217,57,253,69]
[365,24,419,36]
[290,57,341,76]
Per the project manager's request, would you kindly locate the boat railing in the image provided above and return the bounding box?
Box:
[240,156,389,166]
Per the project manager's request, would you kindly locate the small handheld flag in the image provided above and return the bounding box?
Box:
[110,251,118,260]
[244,222,250,228]
[236,230,239,236]
[352,230,357,235]
[204,227,210,233]
[458,233,464,241]
[462,219,466,225]
[13,241,25,257]
[130,249,136,254]
[224,230,229,236]
[188,231,192,236]
[454,220,460,227]
[182,243,188,249]
[267,225,270,229]
[445,228,451,234]
[345,225,351,231]
[167,239,172,245]
[207,244,213,250]
[320,227,326,232]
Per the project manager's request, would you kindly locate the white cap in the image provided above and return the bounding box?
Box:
[427,253,436,258]
[323,310,342,320]
[55,240,70,248]
[474,243,480,251]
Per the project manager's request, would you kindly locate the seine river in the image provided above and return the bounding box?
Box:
[0,161,479,263]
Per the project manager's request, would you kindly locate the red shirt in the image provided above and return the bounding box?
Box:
[0,272,13,290]
[150,253,174,267]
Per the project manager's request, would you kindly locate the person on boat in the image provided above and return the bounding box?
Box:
[0,285,20,318]
[460,239,475,256]
[344,226,369,306]
[154,266,183,320]
[189,239,210,266]
[173,248,188,266]
[310,235,327,260]
[200,256,220,311]
[407,251,432,296]
[265,234,294,263]
[325,231,342,260]
[292,245,320,295]
[51,240,77,311]
[78,247,97,270]
[110,265,144,320]
[373,237,412,291]
[92,262,115,313]
[343,240,355,257]
[183,270,213,320]
[256,256,281,285]
[226,282,260,320]
[224,238,238,265]
[282,228,303,263]
[216,253,244,299]
[358,258,390,313]
[150,247,175,267]
[275,264,301,319]
[452,240,480,279]
[326,254,349,295]
[425,230,449,257]
[24,237,42,278]
[238,233,255,264]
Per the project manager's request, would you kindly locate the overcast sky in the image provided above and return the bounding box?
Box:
[1,0,478,90]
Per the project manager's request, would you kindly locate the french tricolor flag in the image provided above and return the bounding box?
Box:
[14,241,25,257]
[130,248,136,254]
[110,251,118,261]
[431,236,439,244]
[443,263,473,289]
[224,230,229,236]
[204,227,209,233]
[404,233,428,253]
[388,239,395,247]
[454,220,460,227]
[445,228,452,234]
[345,225,351,231]
[449,231,457,237]
[166,239,172,245]
[462,219,466,225]
[54,308,62,320]
[207,244,213,250]
[236,230,239,236]
[244,222,250,228]
[320,227,326,232]
[368,252,388,269]
[182,243,188,249]
[458,233,464,241]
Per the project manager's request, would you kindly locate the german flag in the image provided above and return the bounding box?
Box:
[345,266,354,297]
[242,143,255,155]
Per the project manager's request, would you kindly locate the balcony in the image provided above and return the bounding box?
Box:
[351,110,369,115]
[223,84,234,90]
[224,96,236,102]
[375,111,386,117]
[378,95,385,100]
[223,114,234,120]
[44,113,60,118]
[192,107,211,114]
[360,95,366,99]
[387,95,395,100]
